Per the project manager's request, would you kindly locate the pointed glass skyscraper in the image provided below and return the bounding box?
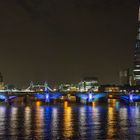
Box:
[133,7,140,85]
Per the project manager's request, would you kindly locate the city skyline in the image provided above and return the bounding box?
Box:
[0,0,139,87]
[1,1,140,140]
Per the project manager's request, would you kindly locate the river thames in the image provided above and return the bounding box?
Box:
[0,99,140,140]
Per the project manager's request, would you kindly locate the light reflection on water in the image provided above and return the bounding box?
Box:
[63,101,73,138]
[24,106,31,137]
[107,99,117,139]
[34,101,44,139]
[0,106,6,137]
[10,107,18,136]
[0,100,140,139]
[51,107,58,138]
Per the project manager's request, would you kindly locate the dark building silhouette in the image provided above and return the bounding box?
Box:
[0,72,3,83]
[0,72,4,90]
[119,69,130,86]
[133,6,140,85]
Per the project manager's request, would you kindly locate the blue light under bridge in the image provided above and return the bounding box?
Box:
[120,93,140,103]
[75,92,106,102]
[0,93,16,101]
[34,91,63,102]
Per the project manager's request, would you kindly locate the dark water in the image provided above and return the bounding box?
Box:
[0,99,140,140]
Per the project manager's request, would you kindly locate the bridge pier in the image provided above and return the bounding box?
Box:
[23,95,30,103]
[129,94,133,102]
[76,96,81,103]
[75,93,93,104]
[87,93,93,104]
[45,94,50,103]
[4,95,12,105]
[129,94,134,104]
[4,96,8,103]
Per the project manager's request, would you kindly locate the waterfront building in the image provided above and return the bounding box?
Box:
[77,77,99,92]
[99,85,120,93]
[59,83,77,92]
[133,6,140,85]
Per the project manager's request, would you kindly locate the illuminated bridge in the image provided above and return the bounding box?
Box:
[1,88,140,105]
[0,82,140,104]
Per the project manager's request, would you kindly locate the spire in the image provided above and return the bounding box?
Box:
[30,81,34,88]
[133,5,140,85]
[137,6,140,41]
[138,6,140,22]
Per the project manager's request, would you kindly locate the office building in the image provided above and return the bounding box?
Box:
[133,6,140,85]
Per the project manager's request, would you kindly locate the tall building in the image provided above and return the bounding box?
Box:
[119,69,129,85]
[0,72,4,90]
[133,6,140,85]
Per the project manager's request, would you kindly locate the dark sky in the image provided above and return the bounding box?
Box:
[0,0,139,87]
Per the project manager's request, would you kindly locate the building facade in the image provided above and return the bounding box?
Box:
[119,69,130,86]
[77,77,99,92]
[59,83,77,92]
[0,72,4,90]
[133,6,140,85]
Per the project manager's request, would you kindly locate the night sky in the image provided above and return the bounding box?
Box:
[0,0,139,87]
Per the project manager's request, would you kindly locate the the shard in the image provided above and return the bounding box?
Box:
[133,6,140,85]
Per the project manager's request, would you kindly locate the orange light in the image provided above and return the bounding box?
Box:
[36,101,41,106]
[64,101,68,109]
[109,95,113,98]
[92,101,96,107]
